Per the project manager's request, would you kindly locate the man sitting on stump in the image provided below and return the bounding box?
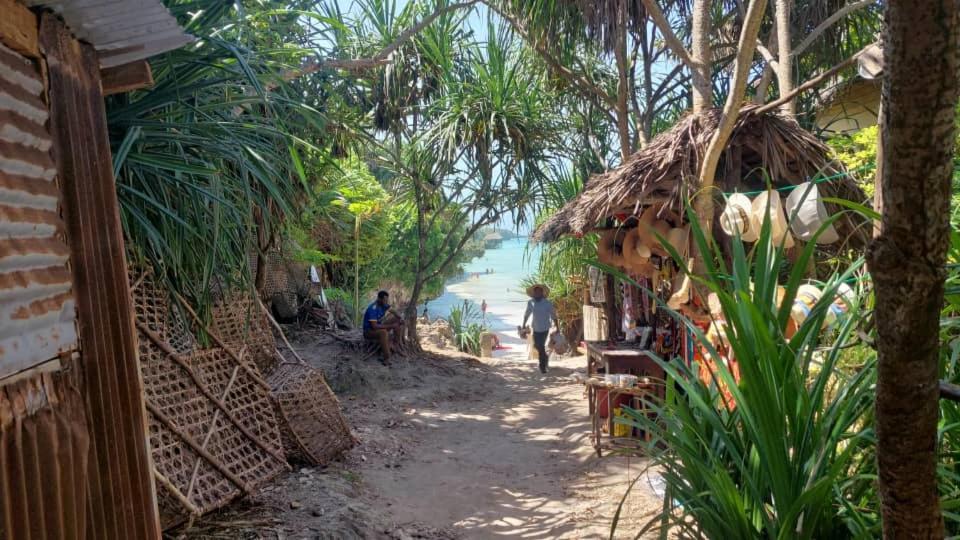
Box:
[522,284,559,374]
[363,290,403,366]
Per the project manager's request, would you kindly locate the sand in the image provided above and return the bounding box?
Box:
[174,332,665,539]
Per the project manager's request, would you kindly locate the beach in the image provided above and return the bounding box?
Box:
[423,237,541,332]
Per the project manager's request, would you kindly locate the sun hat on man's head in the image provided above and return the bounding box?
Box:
[526,284,550,298]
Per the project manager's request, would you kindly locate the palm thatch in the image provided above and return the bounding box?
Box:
[533,108,869,246]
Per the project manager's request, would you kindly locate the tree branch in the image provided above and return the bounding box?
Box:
[752,42,875,114]
[638,0,698,70]
[791,0,875,57]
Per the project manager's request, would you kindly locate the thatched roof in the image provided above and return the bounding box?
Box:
[534,108,869,244]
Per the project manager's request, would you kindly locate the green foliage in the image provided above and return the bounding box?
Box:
[827,125,878,197]
[447,300,486,355]
[616,209,880,538]
[323,287,356,319]
[109,0,330,307]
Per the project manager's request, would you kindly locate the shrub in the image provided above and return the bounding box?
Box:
[447,300,486,355]
[617,209,880,538]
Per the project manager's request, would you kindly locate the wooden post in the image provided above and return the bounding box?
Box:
[40,14,161,539]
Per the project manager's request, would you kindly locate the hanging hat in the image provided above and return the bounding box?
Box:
[789,283,839,328]
[526,283,551,298]
[648,220,672,256]
[785,182,839,244]
[665,226,690,260]
[622,227,652,263]
[707,292,723,317]
[752,190,795,249]
[667,258,695,310]
[835,282,855,310]
[721,193,758,242]
[597,228,627,268]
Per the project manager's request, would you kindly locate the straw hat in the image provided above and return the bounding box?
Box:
[751,190,795,249]
[667,258,695,310]
[526,283,550,298]
[648,220,672,256]
[785,182,839,244]
[622,227,652,262]
[597,228,627,268]
[621,227,656,277]
[665,226,690,259]
[720,193,757,242]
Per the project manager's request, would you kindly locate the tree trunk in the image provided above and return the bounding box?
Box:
[696,0,768,235]
[405,277,423,347]
[774,0,794,115]
[691,0,713,113]
[614,0,633,161]
[868,0,959,536]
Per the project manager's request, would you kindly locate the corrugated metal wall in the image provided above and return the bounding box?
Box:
[0,40,77,380]
[0,371,90,540]
[41,13,161,538]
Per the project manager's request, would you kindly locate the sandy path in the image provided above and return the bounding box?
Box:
[177,332,663,539]
[353,333,663,539]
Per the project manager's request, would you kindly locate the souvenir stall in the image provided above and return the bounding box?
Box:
[532,108,868,456]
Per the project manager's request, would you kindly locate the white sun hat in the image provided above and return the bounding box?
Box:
[720,193,757,242]
[785,182,840,244]
[751,190,795,249]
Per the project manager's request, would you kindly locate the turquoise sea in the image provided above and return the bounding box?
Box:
[422,237,541,332]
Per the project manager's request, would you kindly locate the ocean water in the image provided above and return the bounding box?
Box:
[422,238,541,332]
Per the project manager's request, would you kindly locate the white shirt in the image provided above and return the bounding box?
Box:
[525,298,555,333]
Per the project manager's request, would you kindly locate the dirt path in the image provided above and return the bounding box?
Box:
[177,332,663,539]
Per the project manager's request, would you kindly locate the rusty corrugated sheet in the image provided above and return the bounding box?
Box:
[25,0,193,68]
[0,370,91,540]
[41,14,162,538]
[0,41,77,381]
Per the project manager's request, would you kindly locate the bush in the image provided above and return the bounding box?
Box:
[447,300,486,355]
[617,209,880,538]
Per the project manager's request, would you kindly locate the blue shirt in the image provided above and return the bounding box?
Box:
[363,302,389,331]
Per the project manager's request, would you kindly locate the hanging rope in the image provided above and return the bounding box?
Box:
[725,163,875,196]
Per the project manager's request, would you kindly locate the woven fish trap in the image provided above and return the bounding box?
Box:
[130,273,288,529]
[210,295,280,377]
[268,363,354,466]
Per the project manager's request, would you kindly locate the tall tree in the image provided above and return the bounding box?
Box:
[867,0,959,536]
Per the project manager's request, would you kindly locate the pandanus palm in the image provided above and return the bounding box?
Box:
[107,0,332,308]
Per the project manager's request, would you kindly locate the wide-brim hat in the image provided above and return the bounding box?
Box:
[526,283,550,298]
[597,228,627,268]
[785,182,839,244]
[721,193,758,242]
[751,190,795,249]
[622,227,652,264]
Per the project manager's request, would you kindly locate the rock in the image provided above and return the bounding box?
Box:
[311,509,323,517]
[290,501,302,509]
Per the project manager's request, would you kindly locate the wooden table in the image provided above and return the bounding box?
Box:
[585,342,666,413]
[584,378,660,457]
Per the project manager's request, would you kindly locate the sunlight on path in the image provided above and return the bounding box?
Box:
[361,342,663,539]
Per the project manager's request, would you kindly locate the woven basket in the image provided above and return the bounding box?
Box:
[210,295,279,377]
[268,363,354,465]
[131,273,288,529]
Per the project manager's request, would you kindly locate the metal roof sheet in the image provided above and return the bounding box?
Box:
[25,0,193,67]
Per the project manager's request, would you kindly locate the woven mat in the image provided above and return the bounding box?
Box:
[131,272,287,529]
[268,363,354,465]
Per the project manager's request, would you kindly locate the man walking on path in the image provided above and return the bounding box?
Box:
[363,290,403,366]
[522,284,558,374]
